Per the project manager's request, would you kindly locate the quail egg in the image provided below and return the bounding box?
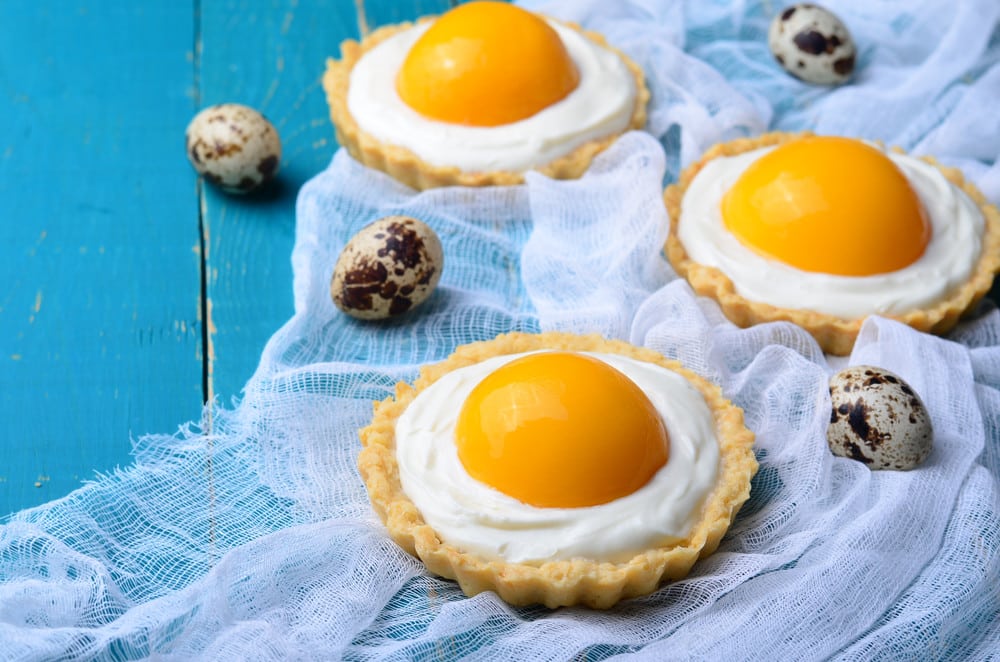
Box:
[186,103,281,193]
[331,216,444,320]
[827,365,933,470]
[769,3,856,85]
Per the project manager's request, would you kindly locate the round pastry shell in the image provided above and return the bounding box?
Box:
[322,18,650,190]
[357,331,758,609]
[664,131,1000,356]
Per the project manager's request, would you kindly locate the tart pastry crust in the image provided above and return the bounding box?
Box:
[358,331,757,608]
[322,19,649,190]
[664,131,1000,356]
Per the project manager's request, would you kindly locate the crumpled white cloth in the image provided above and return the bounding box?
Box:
[2,1,1000,659]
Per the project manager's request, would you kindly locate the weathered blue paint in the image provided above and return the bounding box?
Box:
[0,2,203,516]
[0,0,460,516]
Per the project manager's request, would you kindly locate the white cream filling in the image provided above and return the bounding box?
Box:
[677,146,985,319]
[347,20,636,173]
[395,351,720,564]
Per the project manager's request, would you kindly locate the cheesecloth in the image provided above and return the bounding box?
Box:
[3,0,1000,659]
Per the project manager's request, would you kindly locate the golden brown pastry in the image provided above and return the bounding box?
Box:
[322,2,648,190]
[665,131,1000,355]
[358,331,757,608]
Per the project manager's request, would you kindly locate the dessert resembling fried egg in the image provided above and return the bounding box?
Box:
[398,351,717,564]
[358,332,757,608]
[323,2,649,190]
[665,132,1000,355]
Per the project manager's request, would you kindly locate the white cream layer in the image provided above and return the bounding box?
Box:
[395,351,720,565]
[347,20,636,173]
[677,146,984,319]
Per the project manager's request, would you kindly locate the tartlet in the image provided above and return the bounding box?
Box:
[322,14,649,190]
[357,331,757,608]
[664,131,1000,355]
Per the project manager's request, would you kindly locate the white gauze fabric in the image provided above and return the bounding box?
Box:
[2,1,1000,660]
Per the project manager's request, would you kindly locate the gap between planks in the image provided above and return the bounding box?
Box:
[192,0,219,556]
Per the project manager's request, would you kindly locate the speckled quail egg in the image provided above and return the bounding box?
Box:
[827,365,933,470]
[331,216,444,320]
[769,3,856,85]
[186,103,281,193]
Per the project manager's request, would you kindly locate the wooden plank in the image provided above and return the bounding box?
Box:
[198,0,361,405]
[197,0,503,406]
[0,2,203,516]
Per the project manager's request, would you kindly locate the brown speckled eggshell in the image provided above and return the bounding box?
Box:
[827,365,933,470]
[186,103,281,193]
[331,216,443,320]
[769,3,856,85]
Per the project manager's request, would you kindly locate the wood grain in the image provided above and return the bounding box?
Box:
[198,0,457,406]
[0,0,457,517]
[0,2,203,515]
[198,0,360,406]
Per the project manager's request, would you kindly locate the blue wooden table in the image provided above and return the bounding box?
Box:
[4,1,998,521]
[0,0,456,518]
